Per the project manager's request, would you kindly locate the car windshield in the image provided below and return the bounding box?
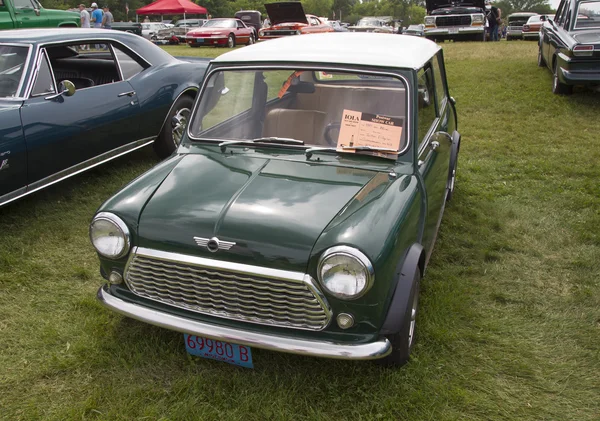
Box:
[204,20,236,28]
[0,45,28,98]
[527,16,541,23]
[575,1,600,29]
[357,18,383,26]
[188,68,408,155]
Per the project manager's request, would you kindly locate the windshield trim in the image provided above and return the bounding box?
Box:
[0,43,32,99]
[186,64,412,158]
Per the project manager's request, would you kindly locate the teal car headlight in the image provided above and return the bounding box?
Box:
[317,246,374,299]
[89,212,131,259]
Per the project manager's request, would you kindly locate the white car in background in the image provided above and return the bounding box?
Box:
[141,22,169,40]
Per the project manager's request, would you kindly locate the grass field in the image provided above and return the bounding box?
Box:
[1,41,599,420]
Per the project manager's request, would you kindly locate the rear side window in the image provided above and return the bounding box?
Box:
[112,44,146,79]
[417,65,437,146]
[432,53,447,111]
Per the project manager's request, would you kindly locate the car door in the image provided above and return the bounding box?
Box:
[19,43,141,185]
[236,20,249,43]
[11,0,48,28]
[416,56,452,255]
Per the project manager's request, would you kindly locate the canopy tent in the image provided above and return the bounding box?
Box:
[136,0,207,16]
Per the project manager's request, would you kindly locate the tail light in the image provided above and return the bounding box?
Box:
[573,44,594,56]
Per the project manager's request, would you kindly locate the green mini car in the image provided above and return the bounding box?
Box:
[90,33,460,367]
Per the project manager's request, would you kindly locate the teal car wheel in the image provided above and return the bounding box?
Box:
[154,95,194,159]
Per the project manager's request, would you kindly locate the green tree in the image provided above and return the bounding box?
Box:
[301,0,333,17]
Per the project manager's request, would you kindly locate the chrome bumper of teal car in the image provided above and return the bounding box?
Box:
[97,285,393,360]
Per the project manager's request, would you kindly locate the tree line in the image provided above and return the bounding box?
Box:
[41,0,553,25]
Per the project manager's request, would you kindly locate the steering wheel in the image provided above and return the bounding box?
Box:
[323,122,341,147]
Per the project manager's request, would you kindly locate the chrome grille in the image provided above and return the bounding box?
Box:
[124,249,331,331]
[436,15,471,27]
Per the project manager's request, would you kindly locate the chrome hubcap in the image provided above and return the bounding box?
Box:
[228,37,234,47]
[171,108,190,146]
[408,286,419,348]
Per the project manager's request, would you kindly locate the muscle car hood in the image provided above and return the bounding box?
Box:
[426,0,484,13]
[265,2,308,25]
[137,153,377,272]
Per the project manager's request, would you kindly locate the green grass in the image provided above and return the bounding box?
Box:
[1,41,599,420]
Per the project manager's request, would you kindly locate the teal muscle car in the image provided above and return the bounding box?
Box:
[0,29,208,208]
[91,33,460,366]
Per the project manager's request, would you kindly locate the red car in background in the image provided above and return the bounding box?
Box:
[259,2,334,40]
[186,18,255,48]
[522,14,554,40]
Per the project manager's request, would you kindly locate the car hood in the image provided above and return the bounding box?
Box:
[265,2,308,25]
[426,0,484,13]
[137,153,377,272]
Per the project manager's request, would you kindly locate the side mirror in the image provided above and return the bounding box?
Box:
[449,96,456,105]
[59,80,76,96]
[45,80,76,100]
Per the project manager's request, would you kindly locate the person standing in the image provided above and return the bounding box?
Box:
[79,4,91,28]
[90,3,103,28]
[102,6,113,29]
[486,0,501,41]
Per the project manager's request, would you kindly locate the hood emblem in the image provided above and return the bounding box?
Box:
[193,236,236,253]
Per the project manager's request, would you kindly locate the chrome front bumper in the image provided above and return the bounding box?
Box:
[425,27,484,35]
[98,285,392,360]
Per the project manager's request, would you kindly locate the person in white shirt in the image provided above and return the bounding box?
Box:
[79,4,90,28]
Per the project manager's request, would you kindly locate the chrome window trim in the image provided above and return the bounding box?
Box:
[30,48,57,98]
[111,42,150,81]
[124,247,333,331]
[109,43,124,81]
[0,136,154,208]
[187,64,412,157]
[0,43,33,100]
[317,245,375,300]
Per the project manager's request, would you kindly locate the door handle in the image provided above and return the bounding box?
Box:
[429,140,440,151]
[118,91,135,97]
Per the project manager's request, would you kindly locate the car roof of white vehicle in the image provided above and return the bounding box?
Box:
[214,33,441,70]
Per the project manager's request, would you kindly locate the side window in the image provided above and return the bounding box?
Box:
[13,0,34,8]
[310,17,320,25]
[45,43,122,89]
[555,0,567,24]
[112,44,146,79]
[31,51,55,97]
[432,53,447,111]
[417,65,437,147]
[237,21,244,28]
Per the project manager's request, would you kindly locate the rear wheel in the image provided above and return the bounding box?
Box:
[153,95,194,159]
[537,46,545,67]
[552,61,573,95]
[227,34,235,48]
[247,34,255,45]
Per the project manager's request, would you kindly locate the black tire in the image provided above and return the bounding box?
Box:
[377,270,421,367]
[153,95,194,159]
[506,35,511,41]
[247,34,255,46]
[552,61,573,95]
[446,134,460,202]
[537,46,545,67]
[227,34,235,48]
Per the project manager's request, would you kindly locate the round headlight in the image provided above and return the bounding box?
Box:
[89,212,130,259]
[317,246,374,300]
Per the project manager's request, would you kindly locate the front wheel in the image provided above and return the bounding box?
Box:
[377,270,421,367]
[227,34,235,48]
[153,95,194,159]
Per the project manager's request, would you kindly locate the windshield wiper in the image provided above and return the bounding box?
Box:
[305,145,398,159]
[219,137,304,152]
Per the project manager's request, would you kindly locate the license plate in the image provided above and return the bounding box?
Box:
[196,38,204,43]
[448,27,459,34]
[184,334,253,368]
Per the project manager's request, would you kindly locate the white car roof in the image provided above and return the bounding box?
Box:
[214,33,441,70]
